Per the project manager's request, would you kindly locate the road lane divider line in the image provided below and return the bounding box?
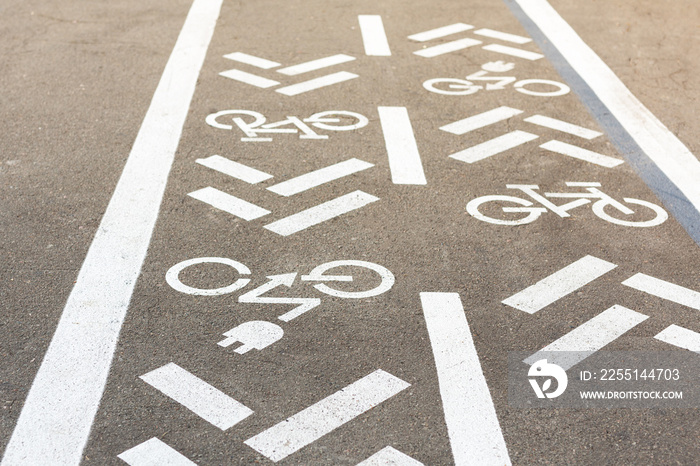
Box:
[408,23,474,42]
[140,363,253,430]
[654,325,700,354]
[482,43,543,60]
[622,273,700,311]
[218,69,280,88]
[523,115,602,139]
[449,130,539,164]
[413,38,482,58]
[540,140,624,168]
[223,52,280,69]
[188,187,271,220]
[196,155,273,184]
[357,446,424,465]
[276,71,359,96]
[244,370,410,462]
[358,15,391,56]
[524,305,649,370]
[473,28,531,44]
[0,0,223,464]
[118,438,197,466]
[440,106,523,135]
[267,158,374,197]
[420,292,511,466]
[378,106,427,185]
[277,54,356,76]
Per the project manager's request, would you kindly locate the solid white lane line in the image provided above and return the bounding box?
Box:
[244,370,410,462]
[420,292,511,466]
[408,23,474,42]
[223,52,280,69]
[264,190,378,236]
[357,447,424,466]
[414,38,482,58]
[276,71,358,96]
[482,43,543,60]
[622,273,700,311]
[514,0,700,220]
[0,1,222,464]
[654,325,700,354]
[188,187,271,221]
[277,54,356,76]
[524,305,649,370]
[141,363,253,431]
[440,106,523,135]
[219,69,280,88]
[523,115,602,139]
[502,255,617,314]
[267,158,373,196]
[449,130,538,164]
[378,106,427,185]
[196,155,273,184]
[358,15,392,56]
[540,140,624,168]
[473,28,531,44]
[118,438,197,466]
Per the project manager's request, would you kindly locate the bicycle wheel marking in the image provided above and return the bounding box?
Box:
[118,438,197,466]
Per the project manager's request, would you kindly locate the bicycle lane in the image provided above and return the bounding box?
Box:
[4,0,700,464]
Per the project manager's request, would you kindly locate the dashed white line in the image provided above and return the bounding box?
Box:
[276,71,359,96]
[378,106,427,185]
[357,447,424,466]
[524,115,602,139]
[223,52,280,69]
[188,187,271,221]
[267,158,373,196]
[440,106,523,135]
[118,438,197,466]
[622,273,700,311]
[540,140,624,168]
[482,43,543,60]
[473,28,531,44]
[218,68,280,88]
[196,155,273,184]
[408,23,474,42]
[358,15,392,56]
[654,325,700,354]
[449,130,539,164]
[277,54,356,76]
[414,37,482,57]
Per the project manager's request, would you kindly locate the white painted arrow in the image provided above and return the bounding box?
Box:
[238,273,321,322]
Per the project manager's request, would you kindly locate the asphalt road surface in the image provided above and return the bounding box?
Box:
[1,0,699,464]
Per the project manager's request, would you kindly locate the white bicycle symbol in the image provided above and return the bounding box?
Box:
[466,182,668,227]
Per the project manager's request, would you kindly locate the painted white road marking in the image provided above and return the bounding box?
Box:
[357,447,424,465]
[223,52,280,69]
[654,325,700,354]
[276,71,359,96]
[188,187,271,221]
[540,140,624,168]
[440,106,523,135]
[358,15,391,56]
[449,130,539,164]
[414,38,482,57]
[378,106,427,185]
[196,155,273,184]
[514,0,700,221]
[503,255,617,314]
[482,43,543,60]
[277,54,356,76]
[141,363,253,431]
[219,321,285,353]
[118,438,197,466]
[244,370,410,462]
[238,273,321,322]
[408,23,474,42]
[474,28,531,44]
[420,292,511,466]
[218,69,280,88]
[0,1,222,464]
[524,115,602,139]
[267,158,374,196]
[166,257,251,296]
[524,305,649,370]
[622,273,700,311]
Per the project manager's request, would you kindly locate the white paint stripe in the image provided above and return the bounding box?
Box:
[502,255,617,314]
[414,38,482,58]
[219,68,280,88]
[118,438,197,466]
[440,106,523,135]
[514,0,700,220]
[378,106,427,185]
[277,54,356,76]
[524,115,602,139]
[655,325,700,354]
[188,187,270,221]
[0,1,222,464]
[276,71,358,96]
[244,370,410,462]
[408,23,474,42]
[420,292,511,466]
[358,15,391,56]
[524,305,649,370]
[622,273,700,311]
[141,363,253,430]
[264,190,378,236]
[267,158,374,196]
[223,52,280,69]
[482,43,543,60]
[356,447,424,466]
[196,155,273,184]
[474,28,531,44]
[449,130,538,164]
[540,140,624,168]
